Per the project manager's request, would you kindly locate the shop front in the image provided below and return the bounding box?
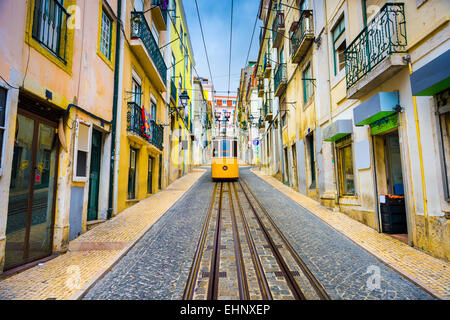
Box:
[4,92,63,270]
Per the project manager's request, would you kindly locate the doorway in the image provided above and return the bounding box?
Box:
[306,133,316,189]
[375,130,408,237]
[284,146,290,185]
[4,111,59,270]
[87,129,102,221]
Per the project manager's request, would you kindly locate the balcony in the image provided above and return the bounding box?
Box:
[274,63,287,97]
[272,10,285,49]
[263,53,272,78]
[290,10,314,64]
[263,99,273,122]
[344,3,407,99]
[130,12,167,92]
[170,79,177,103]
[151,0,168,30]
[127,102,164,151]
[258,78,264,97]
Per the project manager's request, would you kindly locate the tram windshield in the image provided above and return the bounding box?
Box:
[212,139,237,158]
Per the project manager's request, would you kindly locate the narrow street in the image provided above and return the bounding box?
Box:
[0,0,449,308]
[81,168,435,300]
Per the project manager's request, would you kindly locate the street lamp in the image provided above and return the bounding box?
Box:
[179,90,190,108]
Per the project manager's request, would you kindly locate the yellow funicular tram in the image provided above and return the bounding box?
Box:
[211,137,239,180]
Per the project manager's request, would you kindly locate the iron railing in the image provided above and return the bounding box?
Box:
[152,0,168,25]
[263,98,273,117]
[32,0,70,63]
[290,10,314,59]
[272,10,285,42]
[127,102,164,150]
[131,11,167,82]
[274,63,287,93]
[344,3,407,89]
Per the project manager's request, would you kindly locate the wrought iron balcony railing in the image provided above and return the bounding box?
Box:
[127,102,164,150]
[32,0,70,64]
[274,63,287,96]
[263,53,272,78]
[344,3,407,89]
[272,10,285,48]
[131,11,167,82]
[290,10,314,63]
[152,0,168,25]
[263,99,273,119]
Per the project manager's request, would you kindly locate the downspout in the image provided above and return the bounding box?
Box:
[107,0,124,219]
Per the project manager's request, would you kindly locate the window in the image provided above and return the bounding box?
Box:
[152,21,159,46]
[336,136,355,196]
[299,0,309,10]
[303,63,313,104]
[437,89,450,200]
[172,0,177,18]
[100,9,113,60]
[363,0,387,25]
[180,25,184,52]
[0,87,6,169]
[132,77,142,106]
[332,17,346,75]
[73,121,91,181]
[172,52,176,79]
[32,0,69,62]
[150,99,157,122]
[134,0,144,11]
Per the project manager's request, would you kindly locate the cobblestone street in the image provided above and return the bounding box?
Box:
[82,168,447,300]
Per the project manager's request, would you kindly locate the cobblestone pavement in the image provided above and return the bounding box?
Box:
[87,168,439,300]
[83,171,214,300]
[3,167,445,300]
[244,168,445,300]
[0,169,206,300]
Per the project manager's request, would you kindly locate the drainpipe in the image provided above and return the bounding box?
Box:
[107,0,124,219]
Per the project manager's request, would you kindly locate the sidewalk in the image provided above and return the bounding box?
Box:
[251,168,450,300]
[0,169,206,300]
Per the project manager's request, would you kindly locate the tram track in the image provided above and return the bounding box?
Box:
[183,179,330,300]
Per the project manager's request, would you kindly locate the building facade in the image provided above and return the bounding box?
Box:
[238,62,261,165]
[192,77,213,166]
[214,96,237,138]
[115,0,169,214]
[167,0,195,184]
[251,0,450,261]
[0,0,120,272]
[0,0,197,274]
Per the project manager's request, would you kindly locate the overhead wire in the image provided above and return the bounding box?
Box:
[227,0,234,96]
[194,0,215,90]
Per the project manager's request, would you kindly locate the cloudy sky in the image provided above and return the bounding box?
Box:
[182,0,262,96]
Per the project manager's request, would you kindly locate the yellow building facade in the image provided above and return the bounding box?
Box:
[167,0,195,184]
[115,0,169,214]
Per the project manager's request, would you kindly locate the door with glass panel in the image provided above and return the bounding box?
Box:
[5,111,58,270]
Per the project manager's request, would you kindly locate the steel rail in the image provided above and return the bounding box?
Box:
[232,182,272,300]
[227,182,250,300]
[207,182,224,300]
[237,180,306,300]
[239,179,331,300]
[182,182,219,300]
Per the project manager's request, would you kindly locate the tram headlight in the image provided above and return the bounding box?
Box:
[223,166,228,171]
